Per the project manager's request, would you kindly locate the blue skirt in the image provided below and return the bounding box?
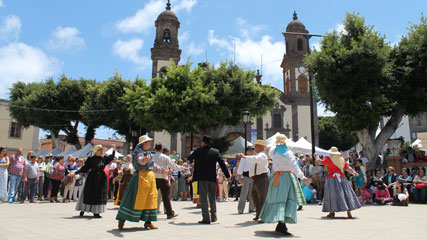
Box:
[259,172,298,224]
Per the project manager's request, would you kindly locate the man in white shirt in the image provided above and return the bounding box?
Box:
[240,140,269,222]
[236,146,255,214]
[153,143,185,219]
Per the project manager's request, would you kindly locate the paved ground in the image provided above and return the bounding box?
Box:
[1,199,427,240]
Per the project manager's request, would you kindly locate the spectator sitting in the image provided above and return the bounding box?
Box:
[411,166,419,179]
[416,151,427,162]
[307,183,320,204]
[397,168,413,195]
[404,147,417,163]
[412,167,427,203]
[382,166,398,196]
[374,183,392,205]
[392,180,409,206]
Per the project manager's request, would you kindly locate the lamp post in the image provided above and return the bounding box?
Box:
[242,111,250,155]
[284,31,324,164]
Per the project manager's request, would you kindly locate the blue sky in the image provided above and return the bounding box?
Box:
[0,0,426,139]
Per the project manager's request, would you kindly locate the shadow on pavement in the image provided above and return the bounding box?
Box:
[224,220,258,228]
[107,227,146,238]
[254,230,298,238]
[168,221,218,226]
[61,216,95,220]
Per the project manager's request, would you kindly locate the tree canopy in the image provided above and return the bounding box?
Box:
[305,13,427,169]
[318,116,359,151]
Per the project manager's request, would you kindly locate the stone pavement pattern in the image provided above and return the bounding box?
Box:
[1,200,426,240]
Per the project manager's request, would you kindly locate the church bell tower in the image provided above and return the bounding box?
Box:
[151,0,182,78]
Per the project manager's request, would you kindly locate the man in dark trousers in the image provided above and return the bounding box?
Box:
[189,136,230,224]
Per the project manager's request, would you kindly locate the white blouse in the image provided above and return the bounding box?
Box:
[269,147,304,179]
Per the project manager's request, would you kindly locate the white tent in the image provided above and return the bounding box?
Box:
[71,143,93,158]
[56,146,77,157]
[412,139,427,151]
[291,138,330,156]
[105,148,124,159]
[223,136,253,158]
[50,147,62,156]
[265,132,297,148]
[35,149,49,157]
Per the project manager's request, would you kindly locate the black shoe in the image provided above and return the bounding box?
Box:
[275,222,292,235]
[198,220,211,224]
[211,215,217,222]
[234,198,239,201]
[93,214,102,218]
[79,211,84,217]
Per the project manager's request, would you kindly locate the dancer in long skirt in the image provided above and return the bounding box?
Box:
[114,154,134,206]
[259,134,308,235]
[71,145,115,218]
[322,147,362,218]
[116,135,160,230]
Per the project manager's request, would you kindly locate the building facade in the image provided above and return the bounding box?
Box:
[0,98,39,155]
[150,4,318,156]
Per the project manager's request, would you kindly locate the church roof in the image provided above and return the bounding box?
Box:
[157,1,178,21]
[286,11,308,33]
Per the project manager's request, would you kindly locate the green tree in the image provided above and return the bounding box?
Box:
[82,73,148,152]
[318,116,359,151]
[305,13,427,169]
[126,62,280,141]
[9,76,97,149]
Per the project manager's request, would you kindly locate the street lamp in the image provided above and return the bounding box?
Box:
[242,111,250,154]
[284,31,324,164]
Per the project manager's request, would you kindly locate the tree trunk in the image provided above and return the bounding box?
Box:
[84,126,96,145]
[50,129,60,149]
[357,107,405,170]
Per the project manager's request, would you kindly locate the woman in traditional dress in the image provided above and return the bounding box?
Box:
[292,156,306,210]
[259,134,308,236]
[71,144,116,218]
[0,147,10,202]
[114,154,134,206]
[116,135,159,230]
[322,147,361,218]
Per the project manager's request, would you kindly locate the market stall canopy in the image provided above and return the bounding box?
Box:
[71,143,93,158]
[265,132,296,148]
[56,146,77,157]
[292,138,330,157]
[223,136,253,158]
[50,147,62,156]
[35,149,49,157]
[105,148,124,158]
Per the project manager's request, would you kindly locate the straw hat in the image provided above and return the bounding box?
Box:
[138,135,153,146]
[329,147,342,156]
[275,134,288,145]
[254,140,266,148]
[91,145,107,153]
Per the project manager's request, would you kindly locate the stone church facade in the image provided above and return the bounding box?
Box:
[150,2,318,156]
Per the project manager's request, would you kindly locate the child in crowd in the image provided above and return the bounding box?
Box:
[353,166,366,204]
[392,180,409,206]
[308,183,320,204]
[374,183,392,205]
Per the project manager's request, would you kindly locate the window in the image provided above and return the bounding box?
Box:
[159,67,167,78]
[10,121,21,138]
[273,113,282,129]
[285,77,290,95]
[163,29,171,42]
[298,75,307,93]
[297,38,303,51]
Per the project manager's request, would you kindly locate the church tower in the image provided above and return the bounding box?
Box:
[281,11,318,144]
[151,0,182,78]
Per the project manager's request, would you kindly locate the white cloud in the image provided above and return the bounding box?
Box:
[208,26,286,88]
[0,0,4,7]
[0,42,61,96]
[0,15,21,42]
[113,38,150,69]
[47,27,85,52]
[237,18,265,39]
[173,0,198,13]
[188,42,204,56]
[115,0,198,34]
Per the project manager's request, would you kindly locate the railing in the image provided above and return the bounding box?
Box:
[376,156,427,174]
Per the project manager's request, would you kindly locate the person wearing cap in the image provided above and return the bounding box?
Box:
[239,139,269,222]
[322,147,361,219]
[72,144,116,218]
[258,134,308,235]
[236,145,255,214]
[152,142,185,219]
[116,135,160,230]
[188,136,230,224]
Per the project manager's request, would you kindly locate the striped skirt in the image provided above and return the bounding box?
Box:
[116,170,157,222]
[259,172,298,224]
[291,173,306,206]
[322,176,362,212]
